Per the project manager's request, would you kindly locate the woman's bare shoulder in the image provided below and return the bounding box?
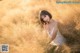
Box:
[52,20,58,25]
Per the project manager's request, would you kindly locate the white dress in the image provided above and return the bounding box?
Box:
[47,26,65,46]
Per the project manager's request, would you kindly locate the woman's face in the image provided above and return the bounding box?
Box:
[41,15,50,22]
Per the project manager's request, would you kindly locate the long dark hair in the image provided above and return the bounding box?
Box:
[40,10,52,24]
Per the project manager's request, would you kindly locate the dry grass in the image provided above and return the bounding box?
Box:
[0,0,80,53]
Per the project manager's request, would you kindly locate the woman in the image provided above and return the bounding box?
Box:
[39,10,66,51]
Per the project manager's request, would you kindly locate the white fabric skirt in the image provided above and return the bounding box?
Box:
[49,30,66,46]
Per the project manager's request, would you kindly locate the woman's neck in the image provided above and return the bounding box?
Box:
[50,19,55,22]
[43,19,55,25]
[47,19,53,24]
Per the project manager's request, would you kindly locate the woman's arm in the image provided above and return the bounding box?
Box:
[50,22,58,41]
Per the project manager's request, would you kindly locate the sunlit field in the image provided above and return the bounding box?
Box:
[0,0,80,53]
[58,0,80,2]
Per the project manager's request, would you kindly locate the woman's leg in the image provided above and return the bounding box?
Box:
[54,45,59,51]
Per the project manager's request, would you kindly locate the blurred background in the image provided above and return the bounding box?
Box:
[0,0,80,53]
